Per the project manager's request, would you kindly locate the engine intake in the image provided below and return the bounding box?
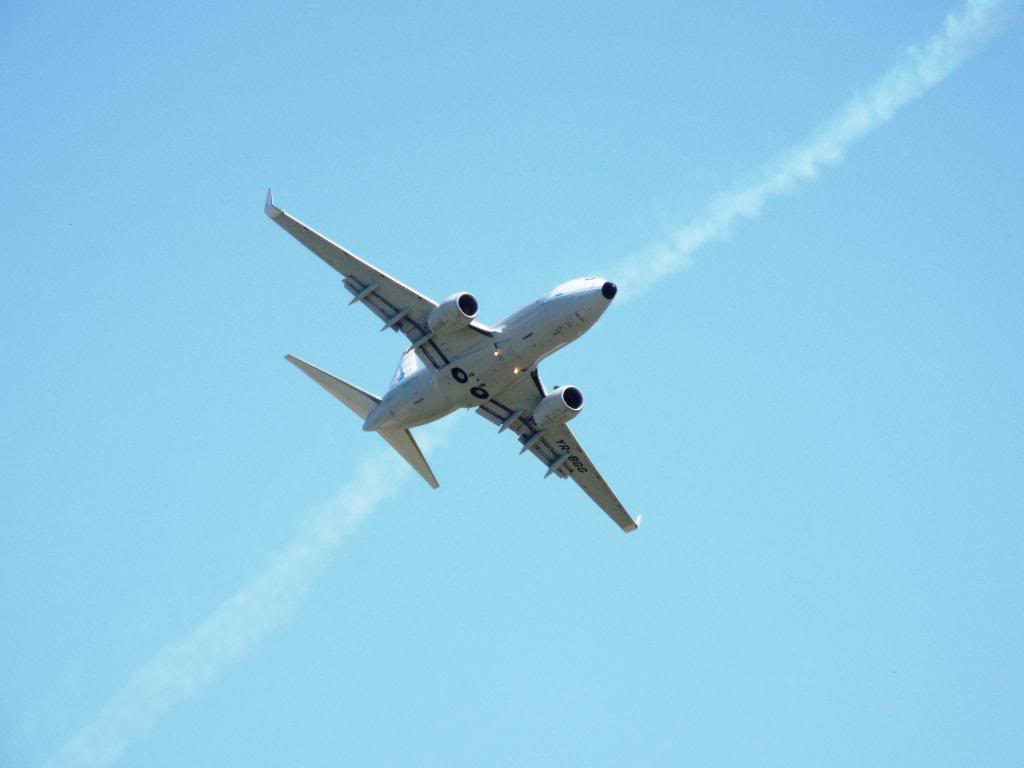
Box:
[532,386,584,429]
[428,292,479,334]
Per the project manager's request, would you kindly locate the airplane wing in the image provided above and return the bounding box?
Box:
[265,190,491,370]
[475,370,639,532]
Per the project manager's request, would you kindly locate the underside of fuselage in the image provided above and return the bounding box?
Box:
[362,278,616,432]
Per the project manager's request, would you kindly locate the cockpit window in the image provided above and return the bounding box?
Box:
[390,348,423,388]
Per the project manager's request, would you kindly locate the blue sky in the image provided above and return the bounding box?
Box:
[2,1,1022,766]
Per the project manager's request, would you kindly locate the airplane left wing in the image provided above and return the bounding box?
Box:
[265,190,490,370]
[540,422,639,532]
[475,370,639,532]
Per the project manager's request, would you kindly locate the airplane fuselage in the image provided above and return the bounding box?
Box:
[268,188,638,530]
[363,277,617,431]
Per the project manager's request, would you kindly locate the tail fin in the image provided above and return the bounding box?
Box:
[285,355,440,489]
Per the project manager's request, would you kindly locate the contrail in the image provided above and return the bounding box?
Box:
[610,0,1011,300]
[45,2,1011,765]
[45,441,424,768]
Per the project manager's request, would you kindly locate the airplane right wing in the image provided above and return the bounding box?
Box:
[475,370,639,532]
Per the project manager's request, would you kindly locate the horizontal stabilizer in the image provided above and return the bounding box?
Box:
[379,428,440,489]
[285,354,438,489]
[285,354,380,419]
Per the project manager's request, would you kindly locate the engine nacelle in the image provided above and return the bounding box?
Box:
[532,386,584,429]
[428,292,479,334]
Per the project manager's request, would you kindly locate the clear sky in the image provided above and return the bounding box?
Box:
[2,1,1022,766]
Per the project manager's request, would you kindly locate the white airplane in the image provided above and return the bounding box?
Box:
[265,190,639,532]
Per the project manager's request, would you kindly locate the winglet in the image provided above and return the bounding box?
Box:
[264,188,282,219]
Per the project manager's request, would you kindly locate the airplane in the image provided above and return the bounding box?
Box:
[265,190,639,532]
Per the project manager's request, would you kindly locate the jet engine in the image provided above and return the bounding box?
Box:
[532,386,584,429]
[428,292,479,334]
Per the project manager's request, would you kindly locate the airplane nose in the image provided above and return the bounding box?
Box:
[601,281,618,300]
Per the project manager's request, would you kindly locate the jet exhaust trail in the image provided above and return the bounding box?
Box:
[610,0,1010,300]
[45,450,406,768]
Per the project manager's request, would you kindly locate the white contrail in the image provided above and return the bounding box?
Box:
[45,444,418,768]
[44,2,1011,764]
[610,0,1011,300]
